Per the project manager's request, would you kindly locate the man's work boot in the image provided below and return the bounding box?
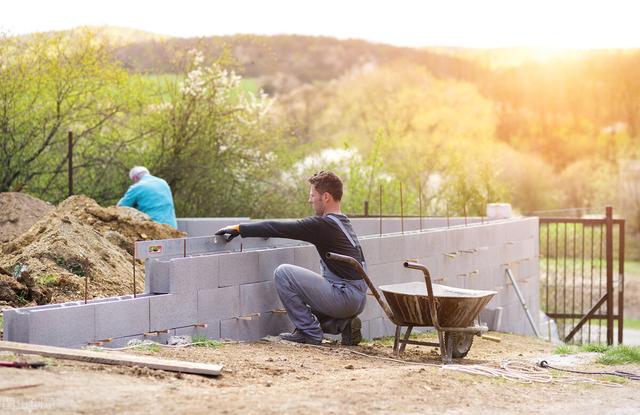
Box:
[341,317,362,346]
[279,329,322,345]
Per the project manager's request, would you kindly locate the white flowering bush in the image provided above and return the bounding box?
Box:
[139,49,286,217]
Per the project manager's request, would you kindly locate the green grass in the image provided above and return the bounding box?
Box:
[596,345,640,365]
[554,343,640,365]
[138,73,260,101]
[624,319,640,330]
[0,314,3,334]
[581,343,610,353]
[38,274,59,286]
[554,344,579,355]
[133,343,161,353]
[191,335,223,348]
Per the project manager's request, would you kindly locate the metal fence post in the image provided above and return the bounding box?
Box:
[68,130,73,197]
[605,206,614,345]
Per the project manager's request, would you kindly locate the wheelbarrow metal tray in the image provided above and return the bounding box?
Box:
[379,282,496,328]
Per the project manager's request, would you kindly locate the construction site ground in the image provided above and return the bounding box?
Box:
[1,332,638,415]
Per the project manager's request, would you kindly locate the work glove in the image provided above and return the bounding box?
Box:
[215,224,241,242]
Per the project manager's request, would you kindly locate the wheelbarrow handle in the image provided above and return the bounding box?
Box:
[325,252,395,321]
[403,260,442,331]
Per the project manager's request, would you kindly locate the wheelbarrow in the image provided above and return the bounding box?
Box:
[326,252,498,363]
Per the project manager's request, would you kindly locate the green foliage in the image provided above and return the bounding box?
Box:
[134,49,289,217]
[581,343,610,353]
[0,30,138,202]
[133,342,161,353]
[596,345,640,365]
[38,274,60,286]
[191,335,223,348]
[624,319,640,330]
[554,344,579,355]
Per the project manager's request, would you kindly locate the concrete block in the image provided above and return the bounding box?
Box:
[239,281,283,316]
[149,293,197,331]
[262,312,294,337]
[446,226,479,253]
[481,222,507,247]
[95,296,150,339]
[3,309,30,343]
[220,317,263,341]
[293,245,320,273]
[369,317,386,339]
[377,234,407,264]
[102,334,146,349]
[174,321,221,340]
[145,258,172,294]
[360,319,371,340]
[218,251,260,287]
[359,295,384,320]
[359,237,380,264]
[198,285,240,321]
[258,248,295,281]
[170,254,219,293]
[382,317,397,337]
[27,304,96,347]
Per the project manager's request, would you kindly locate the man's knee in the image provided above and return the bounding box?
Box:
[274,263,295,286]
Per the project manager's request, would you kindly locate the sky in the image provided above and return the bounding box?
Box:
[2,0,639,49]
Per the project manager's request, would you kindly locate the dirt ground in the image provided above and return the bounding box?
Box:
[1,332,638,415]
[0,192,54,244]
[0,194,184,308]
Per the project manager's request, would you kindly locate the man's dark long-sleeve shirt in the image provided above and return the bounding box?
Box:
[239,214,365,280]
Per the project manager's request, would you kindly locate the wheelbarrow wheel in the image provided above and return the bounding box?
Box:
[445,332,474,359]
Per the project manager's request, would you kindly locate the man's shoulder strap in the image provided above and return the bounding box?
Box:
[325,214,356,248]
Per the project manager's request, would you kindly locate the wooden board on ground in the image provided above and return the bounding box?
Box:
[0,341,223,376]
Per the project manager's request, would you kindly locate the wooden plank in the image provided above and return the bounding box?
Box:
[0,341,223,376]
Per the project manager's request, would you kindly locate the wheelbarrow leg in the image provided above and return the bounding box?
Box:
[399,325,413,353]
[437,330,448,363]
[393,326,402,355]
[442,331,453,364]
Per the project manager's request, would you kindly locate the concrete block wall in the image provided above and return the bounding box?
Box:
[177,217,490,238]
[4,217,539,348]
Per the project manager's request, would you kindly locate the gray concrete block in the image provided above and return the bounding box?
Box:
[240,281,282,316]
[27,304,96,347]
[170,254,219,293]
[359,237,380,263]
[360,319,371,340]
[377,234,407,264]
[292,245,320,273]
[145,258,172,294]
[218,251,260,287]
[359,295,384,320]
[482,222,508,247]
[95,296,150,340]
[258,248,295,281]
[369,317,387,339]
[262,312,294,337]
[149,293,197,331]
[220,317,261,341]
[198,286,240,321]
[101,334,146,349]
[3,309,30,343]
[174,321,221,340]
[446,226,479,253]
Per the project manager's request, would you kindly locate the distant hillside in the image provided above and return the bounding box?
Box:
[112,34,487,91]
[17,25,170,48]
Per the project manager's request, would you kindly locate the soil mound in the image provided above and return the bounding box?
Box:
[0,192,54,243]
[0,195,184,308]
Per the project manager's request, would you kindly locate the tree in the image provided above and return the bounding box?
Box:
[0,30,136,201]
[136,49,288,217]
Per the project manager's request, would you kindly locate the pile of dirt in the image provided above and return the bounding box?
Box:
[0,195,185,308]
[0,192,54,243]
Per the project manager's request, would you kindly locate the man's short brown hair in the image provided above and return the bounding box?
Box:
[308,171,343,201]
